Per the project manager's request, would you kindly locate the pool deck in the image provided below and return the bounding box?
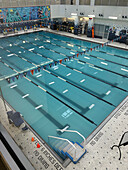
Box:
[0,29,128,170]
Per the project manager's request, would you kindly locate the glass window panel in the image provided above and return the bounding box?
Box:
[79,0,90,5]
[95,0,102,5]
[118,0,128,6]
[102,0,109,5]
[110,0,118,6]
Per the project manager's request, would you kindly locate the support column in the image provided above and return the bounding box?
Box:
[74,16,79,26]
[76,0,79,5]
[90,0,95,6]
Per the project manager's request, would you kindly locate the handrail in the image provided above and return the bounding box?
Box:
[48,135,76,160]
[48,136,76,150]
[56,129,86,148]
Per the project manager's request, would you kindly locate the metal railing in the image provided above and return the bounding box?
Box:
[56,129,86,149]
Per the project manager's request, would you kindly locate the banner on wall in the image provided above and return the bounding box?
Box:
[0,6,50,23]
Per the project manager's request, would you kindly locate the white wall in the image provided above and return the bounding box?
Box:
[90,0,95,6]
[93,6,128,19]
[50,5,93,18]
[92,6,128,29]
[94,18,128,30]
[51,5,128,18]
[50,5,128,28]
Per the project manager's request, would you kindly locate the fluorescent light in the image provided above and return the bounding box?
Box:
[108,16,117,19]
[71,13,77,16]
[88,15,95,18]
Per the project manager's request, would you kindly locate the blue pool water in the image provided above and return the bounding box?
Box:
[0,31,128,155]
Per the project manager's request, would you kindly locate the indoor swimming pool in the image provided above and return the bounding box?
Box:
[0,31,128,159]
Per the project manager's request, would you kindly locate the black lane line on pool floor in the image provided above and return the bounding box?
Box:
[13,86,64,129]
[45,68,115,107]
[31,31,88,51]
[29,74,90,114]
[43,37,128,68]
[89,54,128,68]
[99,50,128,60]
[64,64,128,93]
[17,36,75,58]
[15,35,128,82]
[46,91,97,126]
[13,37,116,106]
[17,34,81,58]
[1,57,24,71]
[32,50,128,93]
[7,37,128,94]
[0,58,74,129]
[32,41,128,82]
[41,44,128,79]
[3,36,127,93]
[39,34,128,64]
[21,33,128,68]
[0,60,18,73]
[78,59,128,78]
[24,76,97,126]
[4,39,52,65]
[0,60,64,128]
[36,34,128,76]
[3,38,128,94]
[33,34,80,52]
[16,37,67,58]
[5,32,128,77]
[0,45,37,68]
[17,35,128,79]
[0,55,97,127]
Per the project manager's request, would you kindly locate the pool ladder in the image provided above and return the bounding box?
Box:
[48,129,87,164]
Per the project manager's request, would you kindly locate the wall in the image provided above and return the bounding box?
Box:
[0,6,51,23]
[50,5,92,18]
[50,5,128,29]
[93,6,128,30]
[51,5,128,18]
[94,18,128,28]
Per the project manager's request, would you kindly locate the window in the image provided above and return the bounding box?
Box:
[118,0,128,6]
[95,0,128,6]
[95,0,102,5]
[102,0,109,5]
[79,0,90,5]
[109,0,118,6]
